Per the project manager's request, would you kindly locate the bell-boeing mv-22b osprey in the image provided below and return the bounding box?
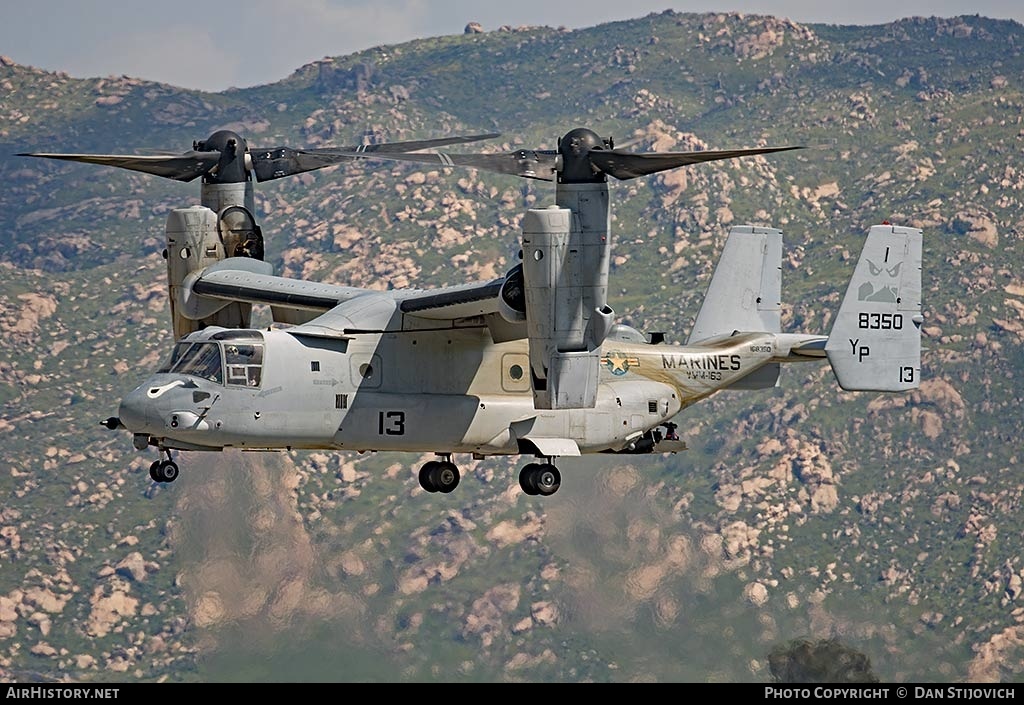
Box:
[23,127,923,497]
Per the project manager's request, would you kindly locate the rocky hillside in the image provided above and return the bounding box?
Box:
[1,12,1023,682]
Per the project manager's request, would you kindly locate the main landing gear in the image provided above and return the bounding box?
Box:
[418,456,460,494]
[518,461,561,497]
[149,449,179,484]
[415,455,562,497]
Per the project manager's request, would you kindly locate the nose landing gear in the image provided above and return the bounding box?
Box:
[149,449,180,483]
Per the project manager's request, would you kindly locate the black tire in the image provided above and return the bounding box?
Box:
[160,461,180,483]
[533,464,560,496]
[518,463,541,496]
[419,461,441,492]
[149,461,162,483]
[431,462,460,494]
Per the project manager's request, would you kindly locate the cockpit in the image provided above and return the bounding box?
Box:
[158,329,264,387]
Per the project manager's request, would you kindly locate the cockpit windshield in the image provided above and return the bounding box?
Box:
[158,343,192,373]
[157,342,223,384]
[157,332,266,387]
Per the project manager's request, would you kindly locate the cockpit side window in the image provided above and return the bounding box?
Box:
[169,342,222,384]
[224,343,264,387]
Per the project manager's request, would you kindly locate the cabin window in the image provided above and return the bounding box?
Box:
[224,343,264,387]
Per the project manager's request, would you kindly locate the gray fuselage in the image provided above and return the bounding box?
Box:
[118,325,799,457]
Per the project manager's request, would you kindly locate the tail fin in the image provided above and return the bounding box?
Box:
[825,224,923,391]
[688,225,782,343]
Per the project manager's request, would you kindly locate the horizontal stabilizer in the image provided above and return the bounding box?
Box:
[825,225,923,391]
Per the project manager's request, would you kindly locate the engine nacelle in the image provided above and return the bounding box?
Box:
[521,206,614,409]
[165,205,265,339]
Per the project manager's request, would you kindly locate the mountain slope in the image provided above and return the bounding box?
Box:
[1,11,1023,682]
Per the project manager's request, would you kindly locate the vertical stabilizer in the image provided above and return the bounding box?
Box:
[825,225,923,391]
[688,226,782,344]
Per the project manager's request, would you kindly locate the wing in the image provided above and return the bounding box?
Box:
[188,259,365,311]
[395,278,505,319]
[187,258,521,337]
[396,278,526,342]
[284,279,512,339]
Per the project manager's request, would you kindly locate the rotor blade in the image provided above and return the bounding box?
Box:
[589,145,802,180]
[16,151,221,182]
[250,147,347,182]
[305,148,559,181]
[250,133,502,182]
[343,133,502,154]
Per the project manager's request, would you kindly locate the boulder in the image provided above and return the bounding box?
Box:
[531,601,559,626]
[29,642,57,657]
[115,552,147,582]
[744,581,769,606]
[87,589,138,638]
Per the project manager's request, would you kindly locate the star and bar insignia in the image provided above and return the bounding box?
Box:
[601,352,640,376]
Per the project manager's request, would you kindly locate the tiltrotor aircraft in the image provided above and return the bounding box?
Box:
[23,128,922,496]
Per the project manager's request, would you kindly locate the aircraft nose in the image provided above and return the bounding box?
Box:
[118,386,154,433]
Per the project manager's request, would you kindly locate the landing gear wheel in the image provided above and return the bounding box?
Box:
[150,460,179,483]
[430,462,460,494]
[518,463,541,496]
[519,463,560,496]
[160,461,179,483]
[419,461,442,493]
[532,464,560,496]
